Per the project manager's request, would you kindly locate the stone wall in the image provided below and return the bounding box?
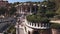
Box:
[51,29,60,34]
[32,29,52,34]
[39,29,52,34]
[39,29,60,34]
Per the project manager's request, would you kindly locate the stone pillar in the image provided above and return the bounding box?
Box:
[21,6,23,14]
[19,6,21,14]
[51,29,60,34]
[39,29,52,34]
[28,30,33,34]
[30,6,32,14]
[16,26,20,34]
[30,30,33,34]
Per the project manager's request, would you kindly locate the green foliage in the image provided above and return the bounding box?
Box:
[4,32,8,34]
[51,23,60,29]
[42,1,56,10]
[47,1,56,10]
[45,10,56,18]
[56,8,60,15]
[7,26,16,33]
[26,1,56,23]
[40,17,50,23]
[26,15,36,23]
[54,15,60,19]
[26,15,50,23]
[9,7,17,15]
[13,2,20,6]
[42,1,48,5]
[0,7,8,15]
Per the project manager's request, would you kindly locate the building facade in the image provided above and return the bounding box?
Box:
[16,2,40,15]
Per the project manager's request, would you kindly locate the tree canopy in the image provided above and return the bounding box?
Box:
[26,1,56,23]
[9,7,17,15]
[51,23,60,29]
[26,15,50,23]
[0,7,8,15]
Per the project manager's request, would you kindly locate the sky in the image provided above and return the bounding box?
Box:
[8,0,44,3]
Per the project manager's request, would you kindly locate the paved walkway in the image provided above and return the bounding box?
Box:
[50,20,60,24]
[16,14,26,34]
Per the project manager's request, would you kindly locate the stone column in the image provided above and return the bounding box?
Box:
[30,30,33,34]
[30,6,32,14]
[21,6,23,14]
[52,29,58,34]
[16,25,20,34]
[16,28,18,34]
[35,6,36,13]
[19,6,21,14]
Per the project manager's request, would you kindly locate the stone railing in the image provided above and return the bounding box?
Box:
[25,19,50,29]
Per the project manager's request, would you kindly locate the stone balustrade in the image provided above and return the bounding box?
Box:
[25,19,50,29]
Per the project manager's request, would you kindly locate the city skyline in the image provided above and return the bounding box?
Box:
[8,0,44,3]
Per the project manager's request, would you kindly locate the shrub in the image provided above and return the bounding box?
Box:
[26,15,50,23]
[51,23,60,29]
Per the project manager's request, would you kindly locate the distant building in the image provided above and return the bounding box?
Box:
[16,2,40,15]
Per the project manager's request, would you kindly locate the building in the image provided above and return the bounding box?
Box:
[15,2,40,15]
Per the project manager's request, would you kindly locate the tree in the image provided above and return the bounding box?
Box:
[56,8,60,15]
[0,7,8,15]
[51,23,60,29]
[9,7,17,16]
[39,1,56,18]
[45,10,56,18]
[7,26,16,34]
[26,1,57,29]
[47,1,56,10]
[13,2,20,6]
[26,15,50,23]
